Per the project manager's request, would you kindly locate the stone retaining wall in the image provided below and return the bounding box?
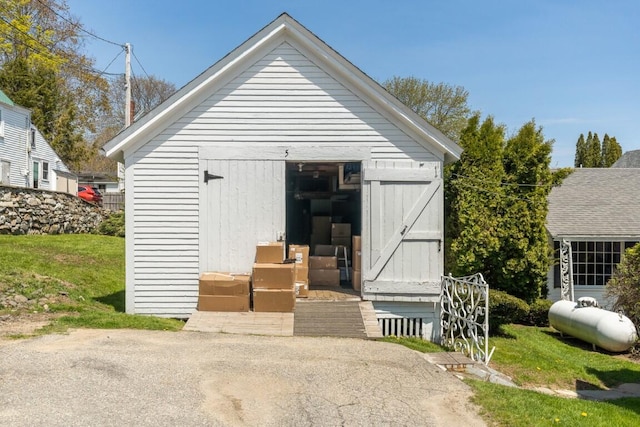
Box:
[0,186,105,235]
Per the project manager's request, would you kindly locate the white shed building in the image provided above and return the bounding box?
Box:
[104,14,461,336]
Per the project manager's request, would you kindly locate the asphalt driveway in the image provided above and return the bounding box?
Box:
[0,329,485,426]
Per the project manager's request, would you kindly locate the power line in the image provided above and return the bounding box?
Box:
[131,48,151,79]
[34,0,125,48]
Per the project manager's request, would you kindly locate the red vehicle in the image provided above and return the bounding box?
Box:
[78,186,103,205]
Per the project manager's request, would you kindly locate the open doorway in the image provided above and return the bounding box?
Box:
[285,161,362,294]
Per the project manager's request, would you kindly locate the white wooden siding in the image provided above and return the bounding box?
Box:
[362,160,443,302]
[130,145,200,317]
[0,105,70,191]
[374,301,440,341]
[160,42,438,162]
[0,105,30,187]
[127,41,444,317]
[199,158,285,273]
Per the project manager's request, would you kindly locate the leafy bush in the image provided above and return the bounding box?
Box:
[605,243,640,330]
[523,299,553,327]
[95,212,125,237]
[489,289,529,334]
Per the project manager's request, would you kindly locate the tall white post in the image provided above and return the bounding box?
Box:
[119,43,131,192]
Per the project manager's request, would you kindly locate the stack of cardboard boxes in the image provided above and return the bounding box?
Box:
[289,244,310,298]
[252,242,296,312]
[352,235,361,291]
[309,248,340,287]
[310,215,331,251]
[197,272,251,312]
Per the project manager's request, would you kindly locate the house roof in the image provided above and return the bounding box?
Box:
[103,13,462,164]
[0,89,14,106]
[547,168,640,239]
[611,150,640,168]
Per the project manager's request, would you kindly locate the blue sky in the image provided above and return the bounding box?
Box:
[67,0,639,167]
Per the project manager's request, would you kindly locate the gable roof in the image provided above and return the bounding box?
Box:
[0,89,14,106]
[104,13,461,164]
[547,168,640,239]
[611,150,640,168]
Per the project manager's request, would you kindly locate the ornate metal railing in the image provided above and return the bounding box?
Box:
[559,239,575,301]
[440,273,493,364]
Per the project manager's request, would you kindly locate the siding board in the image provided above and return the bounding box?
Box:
[127,40,442,317]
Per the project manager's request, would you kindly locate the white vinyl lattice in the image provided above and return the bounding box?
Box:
[440,273,492,364]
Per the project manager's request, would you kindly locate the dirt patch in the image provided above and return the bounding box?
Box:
[0,312,60,338]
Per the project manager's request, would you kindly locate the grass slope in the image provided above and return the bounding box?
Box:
[388,324,640,426]
[0,235,183,333]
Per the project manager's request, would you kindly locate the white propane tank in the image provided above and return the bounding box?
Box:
[548,299,638,352]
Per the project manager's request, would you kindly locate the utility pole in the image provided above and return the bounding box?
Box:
[125,43,132,128]
[118,42,131,192]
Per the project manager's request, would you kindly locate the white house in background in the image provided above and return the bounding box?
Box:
[546,168,640,306]
[104,13,461,337]
[0,90,76,193]
[77,172,120,194]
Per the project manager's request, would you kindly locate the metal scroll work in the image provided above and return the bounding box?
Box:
[440,273,493,365]
[559,239,575,301]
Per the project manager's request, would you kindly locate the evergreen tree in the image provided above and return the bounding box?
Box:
[586,133,602,167]
[574,133,586,167]
[574,131,623,168]
[498,121,554,302]
[604,136,623,167]
[447,114,505,277]
[601,134,611,167]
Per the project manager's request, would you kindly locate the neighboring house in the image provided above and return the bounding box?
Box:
[612,149,640,168]
[77,172,120,194]
[0,90,76,193]
[546,168,640,305]
[104,13,461,336]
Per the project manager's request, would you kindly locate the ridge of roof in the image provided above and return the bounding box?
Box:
[104,12,462,163]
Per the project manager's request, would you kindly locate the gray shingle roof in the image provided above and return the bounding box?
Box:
[547,168,640,238]
[612,150,640,168]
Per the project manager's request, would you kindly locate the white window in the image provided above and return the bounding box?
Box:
[0,109,4,138]
[42,161,49,181]
[30,127,36,150]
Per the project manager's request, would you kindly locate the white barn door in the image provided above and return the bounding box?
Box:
[362,161,443,298]
[199,158,285,273]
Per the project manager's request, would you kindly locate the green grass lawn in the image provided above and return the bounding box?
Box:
[0,234,183,333]
[389,324,640,426]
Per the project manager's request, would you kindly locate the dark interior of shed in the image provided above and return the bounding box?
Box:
[285,161,361,253]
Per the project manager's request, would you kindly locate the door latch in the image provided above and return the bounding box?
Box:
[204,170,223,183]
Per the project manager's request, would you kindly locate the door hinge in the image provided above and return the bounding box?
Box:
[204,170,223,183]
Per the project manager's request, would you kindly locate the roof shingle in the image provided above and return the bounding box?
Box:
[547,168,640,238]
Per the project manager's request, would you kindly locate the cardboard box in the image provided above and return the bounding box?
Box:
[288,245,310,265]
[252,263,294,289]
[199,272,250,296]
[295,281,309,298]
[309,256,337,270]
[314,244,336,256]
[309,269,341,287]
[352,250,361,272]
[352,235,361,251]
[331,223,351,238]
[312,216,331,242]
[198,295,250,312]
[294,265,309,282]
[352,270,362,291]
[253,289,296,312]
[255,241,285,264]
[310,233,329,252]
[331,236,351,249]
